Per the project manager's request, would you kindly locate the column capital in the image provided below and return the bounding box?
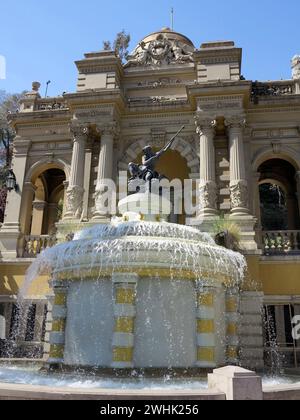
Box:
[195,115,217,135]
[225,115,246,130]
[295,171,300,182]
[32,200,47,211]
[69,121,89,139]
[96,121,120,138]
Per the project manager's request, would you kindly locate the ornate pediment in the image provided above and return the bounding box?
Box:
[124,30,195,68]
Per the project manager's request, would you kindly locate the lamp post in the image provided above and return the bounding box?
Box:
[5,169,17,192]
[0,128,17,192]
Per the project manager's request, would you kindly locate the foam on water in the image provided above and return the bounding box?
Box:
[0,366,208,390]
[0,366,300,390]
[23,221,247,297]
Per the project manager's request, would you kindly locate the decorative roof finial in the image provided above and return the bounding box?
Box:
[171,7,174,31]
[32,81,41,92]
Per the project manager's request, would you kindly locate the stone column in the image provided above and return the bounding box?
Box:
[81,143,93,221]
[295,172,300,219]
[0,138,31,258]
[48,282,69,365]
[93,123,118,220]
[111,273,138,369]
[195,117,218,218]
[252,172,263,248]
[30,201,47,235]
[225,288,240,365]
[47,203,59,234]
[225,116,250,216]
[196,285,217,368]
[64,123,89,220]
[18,181,36,257]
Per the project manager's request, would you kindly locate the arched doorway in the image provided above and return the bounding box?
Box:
[258,159,300,253]
[30,168,66,236]
[23,168,66,257]
[130,149,191,225]
[259,159,299,230]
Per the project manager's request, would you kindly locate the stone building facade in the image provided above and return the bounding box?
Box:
[0,28,300,369]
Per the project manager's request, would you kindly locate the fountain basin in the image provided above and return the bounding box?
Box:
[26,193,246,371]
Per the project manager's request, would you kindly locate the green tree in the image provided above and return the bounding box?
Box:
[102,30,131,62]
[0,91,25,222]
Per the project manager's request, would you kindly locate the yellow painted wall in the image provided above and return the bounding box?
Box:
[135,149,191,225]
[244,255,300,295]
[259,261,300,295]
[0,263,50,297]
[1,257,300,299]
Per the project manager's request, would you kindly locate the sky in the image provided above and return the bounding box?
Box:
[0,0,299,97]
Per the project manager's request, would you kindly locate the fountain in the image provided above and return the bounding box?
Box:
[23,199,246,372]
[18,130,246,373]
[1,139,300,400]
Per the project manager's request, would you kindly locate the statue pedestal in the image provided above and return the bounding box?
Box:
[118,192,171,222]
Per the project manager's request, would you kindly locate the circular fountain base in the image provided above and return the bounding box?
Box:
[27,193,246,371]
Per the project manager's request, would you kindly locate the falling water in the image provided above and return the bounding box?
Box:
[24,221,247,296]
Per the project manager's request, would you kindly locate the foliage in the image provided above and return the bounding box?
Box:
[56,198,64,222]
[0,90,25,222]
[102,30,131,62]
[213,215,241,251]
[0,90,25,130]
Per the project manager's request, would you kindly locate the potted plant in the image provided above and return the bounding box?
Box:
[213,216,241,252]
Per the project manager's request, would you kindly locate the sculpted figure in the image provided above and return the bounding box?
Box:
[128,126,185,187]
[124,42,149,68]
[172,40,194,63]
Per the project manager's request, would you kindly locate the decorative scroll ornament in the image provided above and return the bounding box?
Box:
[70,122,89,140]
[125,34,194,68]
[230,180,249,209]
[65,186,84,219]
[225,115,246,130]
[96,121,120,138]
[199,181,217,211]
[195,116,217,136]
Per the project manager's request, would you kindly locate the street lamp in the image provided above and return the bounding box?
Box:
[5,169,17,192]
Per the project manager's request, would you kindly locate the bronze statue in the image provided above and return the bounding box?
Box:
[128,126,185,186]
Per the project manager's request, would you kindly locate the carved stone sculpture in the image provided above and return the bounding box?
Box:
[199,181,217,212]
[230,180,249,210]
[65,186,84,219]
[125,34,194,68]
[292,55,300,80]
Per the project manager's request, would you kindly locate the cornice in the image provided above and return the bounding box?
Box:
[63,89,126,112]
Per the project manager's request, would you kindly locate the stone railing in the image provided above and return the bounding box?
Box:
[35,98,69,111]
[262,230,300,255]
[23,235,57,258]
[251,81,296,103]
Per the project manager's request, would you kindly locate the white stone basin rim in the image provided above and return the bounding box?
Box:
[25,221,247,289]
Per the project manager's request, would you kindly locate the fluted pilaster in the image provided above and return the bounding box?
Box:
[93,122,119,219]
[225,116,249,215]
[64,123,89,220]
[195,116,218,216]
